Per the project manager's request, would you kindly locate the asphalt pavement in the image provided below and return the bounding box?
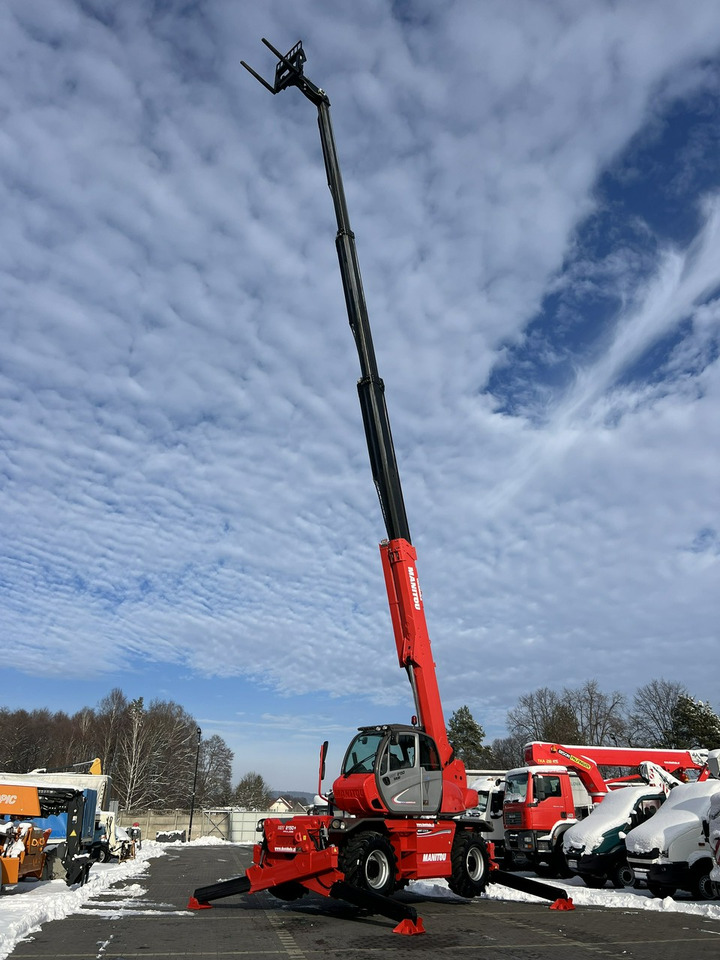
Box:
[7,844,720,959]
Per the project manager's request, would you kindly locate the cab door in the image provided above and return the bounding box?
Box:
[376,732,442,815]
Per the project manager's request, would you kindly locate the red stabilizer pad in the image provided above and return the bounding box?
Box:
[550,898,575,911]
[187,897,213,910]
[393,917,426,935]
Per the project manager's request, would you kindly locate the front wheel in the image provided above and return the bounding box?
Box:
[610,860,634,889]
[340,832,397,897]
[448,832,489,898]
[691,862,715,901]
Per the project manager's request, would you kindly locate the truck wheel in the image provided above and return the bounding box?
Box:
[448,833,489,898]
[610,861,634,889]
[341,832,396,897]
[269,881,309,902]
[690,862,715,900]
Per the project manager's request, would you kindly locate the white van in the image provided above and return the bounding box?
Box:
[625,776,720,900]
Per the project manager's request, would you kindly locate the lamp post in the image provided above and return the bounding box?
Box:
[188,727,202,841]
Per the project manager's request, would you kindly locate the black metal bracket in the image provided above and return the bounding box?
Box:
[241,39,328,106]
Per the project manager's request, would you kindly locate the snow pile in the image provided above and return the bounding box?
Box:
[626,780,720,855]
[0,841,165,960]
[562,785,659,854]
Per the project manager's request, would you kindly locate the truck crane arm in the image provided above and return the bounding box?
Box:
[524,742,710,800]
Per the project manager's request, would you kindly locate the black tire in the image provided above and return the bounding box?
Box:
[582,874,607,889]
[89,844,109,863]
[691,862,715,900]
[269,881,309,902]
[340,832,396,897]
[648,883,676,899]
[610,860,634,889]
[448,832,489,898]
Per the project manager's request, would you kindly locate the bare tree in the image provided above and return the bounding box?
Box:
[95,688,130,777]
[196,735,234,806]
[628,679,689,747]
[113,698,156,809]
[506,686,580,745]
[489,734,525,769]
[563,680,627,745]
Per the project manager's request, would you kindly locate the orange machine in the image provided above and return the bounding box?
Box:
[0,785,51,885]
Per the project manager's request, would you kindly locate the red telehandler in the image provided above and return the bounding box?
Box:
[188,40,574,934]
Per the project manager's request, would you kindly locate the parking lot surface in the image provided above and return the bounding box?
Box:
[7,844,720,959]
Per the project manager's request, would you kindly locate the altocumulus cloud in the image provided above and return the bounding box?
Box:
[0,0,719,745]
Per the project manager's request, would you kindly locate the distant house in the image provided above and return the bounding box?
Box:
[269,797,305,814]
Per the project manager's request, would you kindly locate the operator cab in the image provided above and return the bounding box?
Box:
[333,724,443,816]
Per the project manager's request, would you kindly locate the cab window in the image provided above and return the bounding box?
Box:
[419,734,441,771]
[342,732,383,776]
[533,774,562,800]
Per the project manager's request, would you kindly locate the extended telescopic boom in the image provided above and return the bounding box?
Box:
[242,40,411,544]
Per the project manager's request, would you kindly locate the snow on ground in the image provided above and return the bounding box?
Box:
[1,839,719,960]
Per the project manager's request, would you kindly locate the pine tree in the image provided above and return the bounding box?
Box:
[670,695,720,749]
[233,771,273,810]
[447,705,496,767]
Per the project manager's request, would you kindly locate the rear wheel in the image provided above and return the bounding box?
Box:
[448,832,489,898]
[341,832,396,897]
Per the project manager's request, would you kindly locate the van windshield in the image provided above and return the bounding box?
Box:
[505,773,528,802]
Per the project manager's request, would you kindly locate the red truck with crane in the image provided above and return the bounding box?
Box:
[188,39,575,934]
[504,742,710,876]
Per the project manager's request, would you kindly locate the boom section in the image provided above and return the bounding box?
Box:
[242,41,449,753]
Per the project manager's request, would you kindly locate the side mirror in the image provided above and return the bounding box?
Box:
[317,740,329,796]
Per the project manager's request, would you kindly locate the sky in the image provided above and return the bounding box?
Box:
[1,0,719,792]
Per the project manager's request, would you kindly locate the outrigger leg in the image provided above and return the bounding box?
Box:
[188,870,425,935]
[329,880,425,935]
[188,874,251,909]
[493,870,575,910]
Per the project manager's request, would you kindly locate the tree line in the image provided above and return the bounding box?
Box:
[0,688,235,810]
[449,678,720,769]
